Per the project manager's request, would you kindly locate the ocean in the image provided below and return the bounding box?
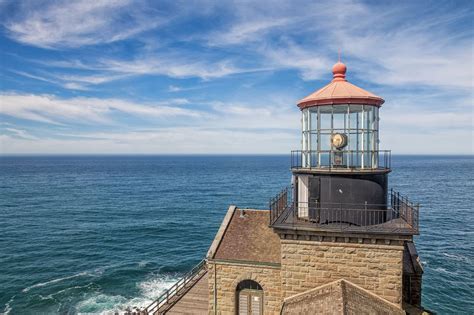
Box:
[0,155,473,314]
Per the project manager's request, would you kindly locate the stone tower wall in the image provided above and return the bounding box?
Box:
[280,239,404,305]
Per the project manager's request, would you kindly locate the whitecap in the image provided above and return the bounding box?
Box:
[138,274,178,301]
[22,272,90,293]
[74,274,179,314]
[76,294,128,314]
[40,283,94,301]
[138,261,149,268]
[431,266,458,276]
[2,295,15,315]
[442,252,471,263]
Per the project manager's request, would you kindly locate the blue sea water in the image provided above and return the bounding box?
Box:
[0,155,473,314]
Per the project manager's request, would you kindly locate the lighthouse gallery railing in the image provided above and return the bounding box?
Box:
[270,188,419,235]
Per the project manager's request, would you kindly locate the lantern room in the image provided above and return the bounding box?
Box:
[295,62,387,170]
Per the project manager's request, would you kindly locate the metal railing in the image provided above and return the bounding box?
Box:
[269,188,419,234]
[144,259,207,314]
[269,186,290,225]
[291,150,391,171]
[391,188,419,232]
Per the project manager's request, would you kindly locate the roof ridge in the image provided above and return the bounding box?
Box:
[329,81,338,98]
[206,205,237,259]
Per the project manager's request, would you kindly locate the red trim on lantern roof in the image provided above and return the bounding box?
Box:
[297,61,385,109]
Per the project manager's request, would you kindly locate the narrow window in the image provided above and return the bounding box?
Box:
[236,280,263,315]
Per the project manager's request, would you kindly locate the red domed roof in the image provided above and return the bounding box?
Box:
[297,62,384,109]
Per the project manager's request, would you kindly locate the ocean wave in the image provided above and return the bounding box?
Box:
[40,283,95,301]
[430,266,458,276]
[76,294,128,314]
[442,252,471,263]
[138,274,178,301]
[75,274,178,314]
[22,272,92,293]
[138,261,149,268]
[2,295,15,315]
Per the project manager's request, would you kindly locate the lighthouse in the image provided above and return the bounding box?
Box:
[143,62,425,315]
[269,61,423,312]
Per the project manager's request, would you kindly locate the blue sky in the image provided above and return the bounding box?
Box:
[0,0,472,154]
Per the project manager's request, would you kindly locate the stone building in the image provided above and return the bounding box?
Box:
[143,62,425,315]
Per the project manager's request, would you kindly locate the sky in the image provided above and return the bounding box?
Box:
[0,0,472,155]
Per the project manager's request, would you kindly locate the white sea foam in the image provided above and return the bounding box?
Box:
[431,267,457,276]
[442,252,470,263]
[138,274,178,301]
[40,284,94,301]
[75,274,178,315]
[1,295,15,315]
[22,272,91,293]
[138,261,149,268]
[76,294,129,314]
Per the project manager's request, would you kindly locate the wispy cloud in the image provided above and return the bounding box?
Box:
[97,57,257,80]
[0,127,298,154]
[11,70,92,91]
[206,18,290,46]
[2,0,166,49]
[37,54,270,81]
[0,93,201,125]
[197,1,473,88]
[261,41,331,81]
[2,127,38,140]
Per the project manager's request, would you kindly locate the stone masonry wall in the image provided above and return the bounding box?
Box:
[207,261,282,314]
[280,240,404,305]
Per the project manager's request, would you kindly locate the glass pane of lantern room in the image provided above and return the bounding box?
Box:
[332,105,347,133]
[348,105,363,168]
[310,109,318,157]
[302,109,309,148]
[310,109,318,132]
[319,106,332,131]
[318,106,332,167]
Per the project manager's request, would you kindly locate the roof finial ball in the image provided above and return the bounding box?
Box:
[332,61,347,82]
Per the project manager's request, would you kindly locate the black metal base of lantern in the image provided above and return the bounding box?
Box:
[294,172,389,226]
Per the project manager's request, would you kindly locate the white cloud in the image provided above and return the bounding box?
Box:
[206,18,290,46]
[100,57,247,80]
[64,55,269,81]
[198,1,472,89]
[3,128,38,140]
[0,91,472,154]
[29,53,271,84]
[54,73,130,85]
[0,93,201,125]
[261,41,331,81]
[332,13,473,89]
[1,121,472,155]
[0,128,298,154]
[12,70,92,91]
[3,0,165,48]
